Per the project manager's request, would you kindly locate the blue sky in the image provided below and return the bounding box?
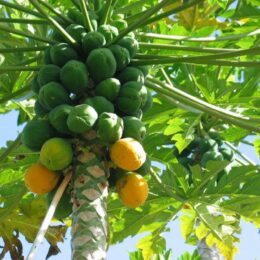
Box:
[0,111,259,259]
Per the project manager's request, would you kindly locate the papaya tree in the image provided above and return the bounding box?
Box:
[0,0,260,259]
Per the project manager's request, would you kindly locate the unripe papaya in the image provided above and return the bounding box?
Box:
[50,43,79,67]
[109,45,130,72]
[118,67,144,84]
[97,25,118,43]
[137,157,151,176]
[97,112,123,143]
[137,66,149,77]
[51,29,64,42]
[123,116,146,141]
[60,60,89,94]
[201,151,224,167]
[94,78,121,102]
[34,100,49,117]
[37,64,60,87]
[67,104,98,133]
[82,32,106,56]
[65,24,86,43]
[43,47,52,64]
[39,82,71,110]
[86,48,116,83]
[142,89,153,112]
[111,19,128,31]
[67,8,85,26]
[31,76,41,94]
[118,37,139,58]
[84,96,114,115]
[49,104,73,135]
[21,120,56,151]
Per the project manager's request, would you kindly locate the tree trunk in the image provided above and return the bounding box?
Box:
[71,134,109,260]
[197,238,224,260]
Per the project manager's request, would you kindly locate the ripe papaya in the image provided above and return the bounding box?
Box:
[60,60,89,94]
[37,64,60,87]
[97,112,123,144]
[94,78,121,102]
[97,24,118,43]
[82,31,106,56]
[31,76,41,94]
[49,104,73,135]
[118,37,139,58]
[67,104,98,133]
[116,81,146,115]
[86,48,116,82]
[117,67,144,84]
[43,47,52,64]
[46,187,72,219]
[50,43,79,67]
[109,45,130,72]
[65,24,87,43]
[111,19,128,31]
[34,100,49,117]
[21,119,56,151]
[84,96,114,115]
[39,82,71,110]
[142,89,153,112]
[40,137,73,171]
[122,116,146,141]
[201,150,224,167]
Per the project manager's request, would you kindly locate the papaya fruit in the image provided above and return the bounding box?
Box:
[84,96,114,115]
[21,119,56,151]
[97,24,118,43]
[43,46,52,64]
[24,163,60,195]
[116,81,146,115]
[82,31,106,56]
[94,78,121,102]
[67,104,98,133]
[111,19,128,31]
[39,82,71,110]
[117,67,144,84]
[86,48,116,83]
[60,60,89,94]
[49,104,73,135]
[137,66,149,77]
[50,43,79,67]
[122,116,146,141]
[142,89,153,112]
[67,8,85,26]
[40,137,73,171]
[109,45,130,72]
[37,64,60,87]
[199,138,218,153]
[97,112,123,144]
[46,187,72,219]
[31,76,41,94]
[118,37,139,58]
[51,29,64,42]
[34,100,49,117]
[65,24,87,43]
[219,147,234,161]
[201,150,224,167]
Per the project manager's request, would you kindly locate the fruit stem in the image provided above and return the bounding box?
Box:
[79,0,94,32]
[0,18,48,24]
[0,66,42,72]
[0,24,55,44]
[108,0,172,45]
[29,0,79,49]
[26,170,73,260]
[0,85,31,104]
[150,168,186,202]
[145,78,260,133]
[99,0,113,25]
[0,46,48,54]
[0,135,21,162]
[137,29,260,42]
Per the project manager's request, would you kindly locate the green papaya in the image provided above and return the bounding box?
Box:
[50,43,79,67]
[60,60,89,94]
[39,82,71,110]
[118,37,139,58]
[201,151,223,167]
[67,8,85,26]
[122,116,146,141]
[94,78,121,102]
[49,104,73,135]
[199,138,218,153]
[137,66,149,77]
[219,148,234,161]
[109,45,130,72]
[178,157,194,167]
[117,67,144,84]
[43,47,52,64]
[47,187,72,219]
[51,29,64,42]
[67,104,98,133]
[116,81,143,115]
[111,19,128,31]
[31,76,41,94]
[142,89,153,112]
[37,64,60,87]
[34,100,49,117]
[97,112,123,143]
[97,25,118,43]
[21,119,56,151]
[137,157,151,176]
[65,24,87,43]
[84,96,114,115]
[86,48,116,83]
[82,32,106,56]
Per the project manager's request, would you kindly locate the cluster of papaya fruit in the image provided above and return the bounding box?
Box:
[22,8,152,217]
